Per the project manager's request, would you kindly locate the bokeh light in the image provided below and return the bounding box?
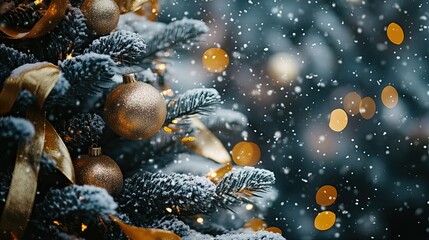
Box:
[386,22,404,45]
[202,48,230,73]
[381,86,398,109]
[232,141,261,166]
[315,185,337,206]
[343,92,361,116]
[314,211,336,231]
[359,97,376,119]
[329,109,348,132]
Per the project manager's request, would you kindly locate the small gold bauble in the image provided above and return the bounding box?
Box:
[81,0,120,35]
[104,75,167,140]
[74,147,123,196]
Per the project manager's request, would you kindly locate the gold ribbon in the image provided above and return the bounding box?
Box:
[0,63,75,239]
[110,215,181,240]
[183,118,231,164]
[0,0,68,39]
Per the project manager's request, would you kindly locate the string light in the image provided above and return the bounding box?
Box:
[245,204,254,210]
[81,223,88,232]
[34,0,43,5]
[196,217,204,224]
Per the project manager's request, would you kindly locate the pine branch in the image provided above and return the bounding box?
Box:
[32,185,117,237]
[0,3,42,29]
[84,30,146,65]
[31,7,89,62]
[201,109,248,133]
[0,44,37,83]
[60,113,105,155]
[119,171,217,221]
[216,167,276,205]
[57,53,115,107]
[0,116,34,141]
[141,18,209,59]
[183,229,285,240]
[148,216,191,237]
[184,218,229,236]
[165,88,221,125]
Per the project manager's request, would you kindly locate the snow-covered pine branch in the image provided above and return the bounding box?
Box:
[165,88,221,125]
[84,30,146,64]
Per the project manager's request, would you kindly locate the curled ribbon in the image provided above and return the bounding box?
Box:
[0,0,68,39]
[0,63,75,239]
[110,215,181,240]
[183,118,231,164]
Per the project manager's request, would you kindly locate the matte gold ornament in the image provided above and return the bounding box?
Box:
[81,0,120,35]
[104,73,167,140]
[74,147,123,196]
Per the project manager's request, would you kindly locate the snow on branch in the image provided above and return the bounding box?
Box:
[165,88,221,125]
[216,167,276,204]
[141,18,209,58]
[84,30,146,64]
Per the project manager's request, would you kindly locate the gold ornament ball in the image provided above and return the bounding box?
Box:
[74,148,123,196]
[81,0,120,35]
[104,80,167,140]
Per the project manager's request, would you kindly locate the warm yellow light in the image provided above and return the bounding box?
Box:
[196,217,204,224]
[245,204,254,210]
[34,0,43,5]
[81,223,88,232]
[166,207,173,213]
[163,126,173,133]
[181,136,196,142]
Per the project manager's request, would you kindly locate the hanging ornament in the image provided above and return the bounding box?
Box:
[74,147,123,196]
[81,0,120,35]
[104,73,167,140]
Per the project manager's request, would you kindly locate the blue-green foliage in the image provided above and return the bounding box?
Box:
[165,88,221,125]
[0,116,34,141]
[0,44,37,83]
[119,171,217,220]
[84,30,146,64]
[58,53,115,107]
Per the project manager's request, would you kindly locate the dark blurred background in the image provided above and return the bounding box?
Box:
[158,0,429,239]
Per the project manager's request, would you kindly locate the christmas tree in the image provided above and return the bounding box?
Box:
[0,0,284,239]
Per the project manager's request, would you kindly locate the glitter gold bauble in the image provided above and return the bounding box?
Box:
[314,211,336,231]
[81,0,120,35]
[74,147,123,196]
[202,48,230,73]
[104,74,167,140]
[232,141,261,166]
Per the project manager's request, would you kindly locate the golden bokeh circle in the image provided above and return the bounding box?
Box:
[381,86,398,109]
[343,92,361,116]
[244,218,267,231]
[232,142,261,166]
[386,22,404,45]
[329,109,348,132]
[314,211,336,231]
[359,97,376,120]
[202,48,230,73]
[316,185,337,207]
[265,227,283,235]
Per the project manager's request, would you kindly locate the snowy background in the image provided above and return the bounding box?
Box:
[158,0,429,239]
